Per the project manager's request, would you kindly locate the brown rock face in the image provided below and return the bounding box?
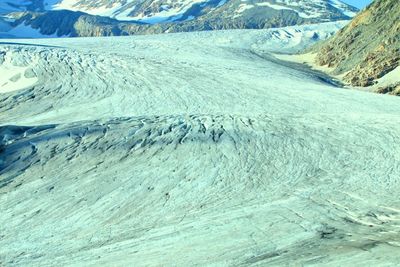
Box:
[314,0,400,89]
[376,82,400,96]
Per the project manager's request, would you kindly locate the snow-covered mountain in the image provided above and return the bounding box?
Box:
[38,0,358,23]
[0,0,358,38]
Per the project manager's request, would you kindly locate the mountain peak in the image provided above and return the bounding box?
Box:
[0,0,359,38]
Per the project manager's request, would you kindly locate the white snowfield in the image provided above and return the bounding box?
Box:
[1,22,400,266]
[0,55,38,94]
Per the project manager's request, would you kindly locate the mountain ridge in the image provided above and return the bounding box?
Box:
[0,0,358,38]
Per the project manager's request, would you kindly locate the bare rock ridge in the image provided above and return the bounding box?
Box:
[313,0,400,94]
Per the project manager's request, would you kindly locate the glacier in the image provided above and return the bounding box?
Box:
[1,22,400,266]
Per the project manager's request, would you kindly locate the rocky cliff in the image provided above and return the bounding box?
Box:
[313,0,400,95]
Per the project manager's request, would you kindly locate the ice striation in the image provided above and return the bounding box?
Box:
[1,22,400,266]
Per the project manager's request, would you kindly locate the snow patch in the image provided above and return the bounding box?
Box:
[0,54,37,94]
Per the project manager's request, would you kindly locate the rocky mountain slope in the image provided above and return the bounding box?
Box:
[0,0,358,37]
[313,0,400,95]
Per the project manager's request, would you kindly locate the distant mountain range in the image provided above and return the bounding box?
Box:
[0,0,358,38]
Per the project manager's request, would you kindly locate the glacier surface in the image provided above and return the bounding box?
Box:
[1,22,400,266]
